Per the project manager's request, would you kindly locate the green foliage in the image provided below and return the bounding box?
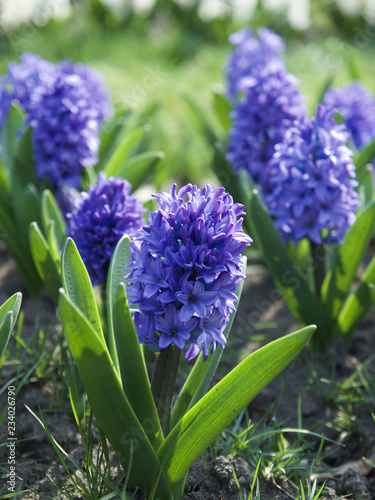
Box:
[0,293,22,362]
[58,237,314,498]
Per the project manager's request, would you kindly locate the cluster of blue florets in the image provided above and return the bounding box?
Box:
[126,184,252,360]
[226,27,286,101]
[66,174,146,286]
[323,82,375,162]
[263,105,359,244]
[226,27,365,245]
[0,52,112,189]
[227,65,306,186]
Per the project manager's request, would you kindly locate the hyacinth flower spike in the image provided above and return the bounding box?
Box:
[126,183,252,435]
[58,181,316,499]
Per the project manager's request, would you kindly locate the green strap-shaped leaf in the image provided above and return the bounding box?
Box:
[0,312,14,362]
[170,265,245,430]
[354,138,375,175]
[157,326,315,488]
[61,238,104,341]
[41,190,67,251]
[333,254,375,342]
[212,88,232,133]
[0,206,43,298]
[29,222,61,304]
[211,141,242,204]
[58,290,172,499]
[321,200,375,320]
[103,126,146,177]
[184,93,221,145]
[0,104,24,186]
[118,151,165,192]
[106,235,163,449]
[0,292,22,360]
[357,164,374,211]
[247,190,332,348]
[369,283,375,309]
[11,126,38,191]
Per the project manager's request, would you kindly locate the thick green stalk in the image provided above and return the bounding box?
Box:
[311,241,326,299]
[151,345,180,437]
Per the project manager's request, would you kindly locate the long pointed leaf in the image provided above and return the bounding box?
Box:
[0,292,22,360]
[157,326,316,487]
[321,200,375,320]
[170,264,245,430]
[333,254,375,341]
[212,88,232,133]
[61,238,104,341]
[119,151,165,192]
[103,126,146,177]
[354,138,375,174]
[58,290,172,499]
[0,104,24,186]
[29,222,61,304]
[41,189,67,251]
[106,236,163,450]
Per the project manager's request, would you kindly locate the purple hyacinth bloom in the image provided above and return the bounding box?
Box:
[0,52,112,188]
[66,174,146,285]
[227,65,306,187]
[264,104,359,245]
[126,183,252,360]
[226,27,286,100]
[0,53,55,129]
[323,82,375,160]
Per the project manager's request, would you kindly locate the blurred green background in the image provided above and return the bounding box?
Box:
[1,0,375,189]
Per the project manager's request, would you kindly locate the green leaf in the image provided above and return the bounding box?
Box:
[184,93,221,145]
[0,206,43,298]
[157,326,315,489]
[29,222,61,304]
[170,262,245,430]
[212,88,232,132]
[246,190,332,348]
[103,126,146,177]
[321,200,375,320]
[354,138,375,175]
[61,238,104,342]
[106,235,163,449]
[41,190,67,251]
[333,254,375,342]
[119,151,165,192]
[0,293,22,360]
[211,141,242,203]
[356,164,374,210]
[369,283,375,310]
[0,104,24,187]
[11,126,38,189]
[97,112,130,169]
[58,290,172,499]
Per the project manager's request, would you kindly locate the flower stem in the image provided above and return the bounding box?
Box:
[151,345,180,437]
[310,241,326,298]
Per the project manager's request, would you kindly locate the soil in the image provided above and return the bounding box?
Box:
[0,240,375,499]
